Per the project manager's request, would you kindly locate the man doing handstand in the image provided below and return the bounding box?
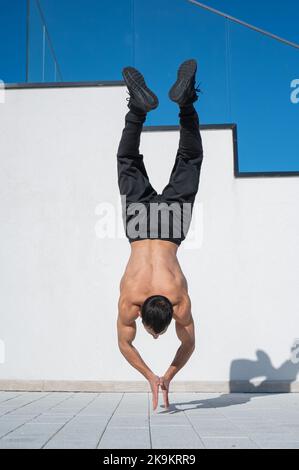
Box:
[116,60,203,410]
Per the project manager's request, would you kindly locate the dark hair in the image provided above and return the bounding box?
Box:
[141,295,173,334]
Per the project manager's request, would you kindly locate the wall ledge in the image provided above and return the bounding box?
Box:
[0,380,298,393]
[4,80,125,89]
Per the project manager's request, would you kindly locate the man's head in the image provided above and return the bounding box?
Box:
[140,295,173,339]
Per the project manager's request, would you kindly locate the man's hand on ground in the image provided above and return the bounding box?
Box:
[148,375,171,410]
[159,376,170,409]
[148,374,160,411]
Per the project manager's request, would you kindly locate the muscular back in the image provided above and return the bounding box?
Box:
[117,240,195,386]
[119,240,190,323]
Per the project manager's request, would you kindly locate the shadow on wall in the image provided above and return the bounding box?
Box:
[229,349,299,393]
[161,348,299,414]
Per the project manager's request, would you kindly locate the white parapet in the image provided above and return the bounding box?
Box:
[0,84,298,389]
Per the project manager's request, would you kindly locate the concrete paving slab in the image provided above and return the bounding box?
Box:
[202,437,260,449]
[0,422,63,449]
[45,422,107,449]
[150,424,204,449]
[98,426,151,449]
[0,392,298,449]
[258,441,299,449]
[109,415,149,428]
[189,418,248,438]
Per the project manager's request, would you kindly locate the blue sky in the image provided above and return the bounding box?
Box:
[0,0,298,173]
[1,0,298,83]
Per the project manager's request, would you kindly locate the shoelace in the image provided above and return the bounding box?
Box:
[126,90,132,103]
[195,84,202,94]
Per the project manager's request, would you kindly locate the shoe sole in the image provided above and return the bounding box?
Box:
[169,59,197,104]
[122,66,159,112]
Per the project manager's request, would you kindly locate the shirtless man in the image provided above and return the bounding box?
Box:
[116,60,203,410]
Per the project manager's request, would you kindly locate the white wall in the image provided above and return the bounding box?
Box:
[0,85,298,387]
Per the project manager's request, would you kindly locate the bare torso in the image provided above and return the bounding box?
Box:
[117,239,195,386]
[119,240,189,321]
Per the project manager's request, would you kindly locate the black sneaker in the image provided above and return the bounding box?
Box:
[169,59,200,106]
[122,66,159,113]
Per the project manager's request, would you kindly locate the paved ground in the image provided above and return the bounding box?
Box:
[0,391,299,449]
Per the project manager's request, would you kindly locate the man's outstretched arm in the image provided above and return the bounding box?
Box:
[160,303,195,408]
[164,314,195,381]
[117,311,161,409]
[117,314,153,379]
